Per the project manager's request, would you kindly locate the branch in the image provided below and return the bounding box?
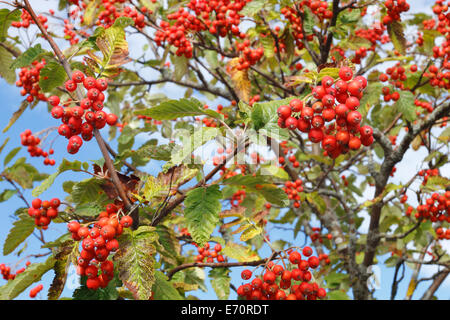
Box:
[22,0,136,228]
[166,253,281,280]
[420,269,450,300]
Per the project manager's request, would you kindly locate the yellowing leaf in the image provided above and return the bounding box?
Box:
[226,57,251,103]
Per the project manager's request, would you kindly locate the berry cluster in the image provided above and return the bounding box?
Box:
[305,0,333,20]
[15,59,47,103]
[11,9,48,30]
[27,198,61,229]
[378,62,411,96]
[194,242,225,263]
[415,191,450,222]
[355,22,386,46]
[230,189,246,208]
[20,129,56,166]
[309,228,333,248]
[435,227,450,240]
[96,2,147,29]
[0,261,30,281]
[414,99,433,113]
[49,71,118,154]
[424,64,450,89]
[154,0,249,58]
[282,180,303,209]
[418,168,439,185]
[277,67,374,158]
[281,6,307,51]
[383,0,410,24]
[237,247,327,300]
[67,204,133,290]
[235,40,264,70]
[136,114,162,125]
[29,284,44,298]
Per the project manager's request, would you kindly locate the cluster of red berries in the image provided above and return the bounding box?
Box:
[136,114,162,125]
[154,0,249,58]
[281,6,308,51]
[11,9,48,29]
[383,0,410,25]
[351,46,368,65]
[194,242,225,263]
[49,71,118,154]
[424,64,450,89]
[63,18,80,45]
[0,262,26,281]
[237,247,327,300]
[355,22,386,46]
[96,2,147,29]
[29,284,44,298]
[435,227,450,240]
[27,198,61,229]
[67,203,132,290]
[414,99,434,113]
[415,191,450,222]
[15,59,47,103]
[305,0,333,20]
[309,228,333,248]
[235,40,264,70]
[277,67,374,158]
[0,261,30,281]
[20,129,56,166]
[282,180,303,209]
[418,168,439,185]
[278,149,300,168]
[230,189,246,208]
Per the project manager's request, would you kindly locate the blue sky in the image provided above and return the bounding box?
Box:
[0,0,448,300]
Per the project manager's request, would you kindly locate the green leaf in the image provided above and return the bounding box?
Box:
[73,275,120,300]
[152,271,184,300]
[387,21,406,55]
[251,96,305,131]
[155,225,181,267]
[3,215,35,255]
[0,256,55,300]
[137,98,223,121]
[171,54,188,81]
[0,189,17,202]
[394,90,416,122]
[0,137,10,155]
[327,290,350,300]
[184,185,222,247]
[0,9,21,42]
[32,159,83,197]
[221,242,260,262]
[3,100,28,133]
[240,223,263,242]
[71,178,104,205]
[48,241,78,300]
[113,226,158,300]
[9,44,45,70]
[170,127,219,165]
[39,61,67,92]
[209,268,230,300]
[72,203,105,218]
[3,147,20,166]
[0,44,16,84]
[338,8,360,24]
[240,0,267,16]
[41,233,73,249]
[360,82,382,116]
[318,67,340,81]
[302,7,315,34]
